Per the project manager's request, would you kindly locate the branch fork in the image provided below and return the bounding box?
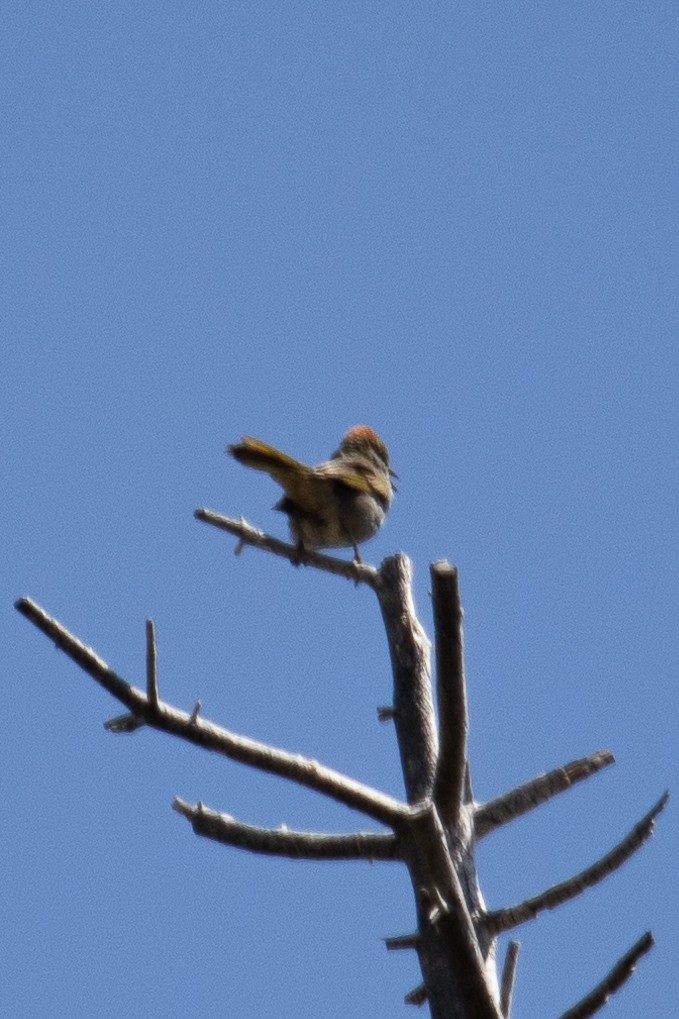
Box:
[15,512,666,1019]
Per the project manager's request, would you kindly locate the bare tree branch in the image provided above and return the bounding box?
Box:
[558,932,654,1019]
[402,803,503,1019]
[173,799,400,860]
[484,792,668,936]
[405,983,428,1006]
[104,711,147,733]
[375,556,501,1017]
[377,705,396,721]
[500,941,520,1017]
[474,750,616,840]
[194,508,378,587]
[430,561,467,827]
[146,618,158,709]
[385,933,420,951]
[17,504,665,1019]
[14,597,411,829]
[374,554,437,805]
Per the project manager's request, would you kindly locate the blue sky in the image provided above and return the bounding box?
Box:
[3,5,677,1016]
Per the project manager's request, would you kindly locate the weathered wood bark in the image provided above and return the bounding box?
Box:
[15,511,666,1017]
[375,556,501,1017]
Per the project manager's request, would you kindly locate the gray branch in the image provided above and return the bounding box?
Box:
[474,750,616,840]
[484,792,668,936]
[500,941,520,1017]
[431,561,468,827]
[173,799,400,860]
[385,933,420,951]
[17,502,665,1018]
[14,597,410,829]
[401,803,503,1019]
[557,932,654,1019]
[373,554,437,805]
[194,508,378,588]
[404,982,428,1006]
[145,618,158,710]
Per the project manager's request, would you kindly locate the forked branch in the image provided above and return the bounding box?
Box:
[16,513,663,1017]
[14,597,409,829]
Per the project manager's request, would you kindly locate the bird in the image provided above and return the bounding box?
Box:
[226,425,396,562]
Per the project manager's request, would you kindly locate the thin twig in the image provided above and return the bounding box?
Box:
[404,983,428,1007]
[431,561,468,827]
[464,760,474,805]
[484,792,669,936]
[474,750,616,840]
[173,799,401,860]
[15,597,411,829]
[500,941,520,1017]
[146,618,158,709]
[558,932,654,1019]
[104,712,146,732]
[384,933,420,951]
[194,508,379,588]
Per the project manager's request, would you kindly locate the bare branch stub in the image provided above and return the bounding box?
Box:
[430,560,468,827]
[404,982,428,1007]
[385,933,420,951]
[500,941,520,1018]
[104,712,146,733]
[146,618,158,709]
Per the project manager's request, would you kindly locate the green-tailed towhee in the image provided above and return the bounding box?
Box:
[227,425,396,561]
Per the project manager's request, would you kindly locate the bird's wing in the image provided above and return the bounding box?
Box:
[314,458,376,494]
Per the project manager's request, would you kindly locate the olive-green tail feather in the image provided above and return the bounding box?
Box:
[226,436,309,485]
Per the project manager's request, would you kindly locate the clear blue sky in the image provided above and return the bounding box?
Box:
[3,5,677,1017]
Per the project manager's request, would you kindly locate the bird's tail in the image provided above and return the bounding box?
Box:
[226,436,309,486]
